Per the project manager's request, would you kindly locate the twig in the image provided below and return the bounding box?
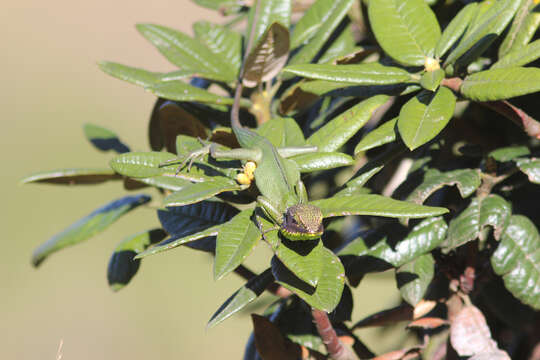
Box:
[312,309,357,360]
[480,100,540,139]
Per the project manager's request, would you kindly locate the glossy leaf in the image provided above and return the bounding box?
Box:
[135,176,191,191]
[243,22,290,87]
[396,253,434,306]
[107,229,167,291]
[462,67,540,101]
[136,23,232,82]
[214,209,261,280]
[407,168,481,204]
[256,117,305,147]
[193,21,241,78]
[368,0,441,66]
[32,194,151,266]
[147,81,234,105]
[316,24,356,64]
[109,151,177,178]
[354,118,397,154]
[273,247,345,312]
[335,166,384,197]
[98,61,162,87]
[246,0,291,51]
[398,87,456,150]
[491,215,540,309]
[83,123,130,153]
[493,38,540,68]
[307,95,389,152]
[419,68,445,92]
[20,168,121,185]
[290,152,354,173]
[515,158,540,183]
[488,145,530,161]
[435,2,478,58]
[312,194,448,219]
[339,217,447,268]
[163,177,242,207]
[287,0,354,66]
[508,8,540,52]
[498,0,534,57]
[443,195,512,252]
[283,63,412,85]
[208,269,274,328]
[192,0,243,14]
[273,237,324,287]
[444,0,522,68]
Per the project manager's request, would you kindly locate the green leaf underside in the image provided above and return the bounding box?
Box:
[136,23,232,82]
[461,67,540,101]
[498,0,534,58]
[310,194,448,219]
[368,0,441,66]
[147,81,233,105]
[420,69,445,92]
[491,215,540,309]
[339,217,447,268]
[163,177,242,207]
[287,0,354,66]
[214,209,261,280]
[308,95,389,152]
[398,87,456,150]
[108,229,167,291]
[284,63,412,85]
[515,158,540,183]
[435,2,478,58]
[257,117,306,147]
[274,247,345,312]
[291,152,354,172]
[443,195,512,252]
[489,146,530,162]
[32,194,151,266]
[246,0,291,53]
[396,253,435,306]
[20,168,121,185]
[136,176,191,191]
[208,269,274,328]
[493,39,540,69]
[407,169,481,204]
[354,118,397,154]
[99,61,196,87]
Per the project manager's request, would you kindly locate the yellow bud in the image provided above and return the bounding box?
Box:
[244,161,257,175]
[424,57,440,72]
[236,173,252,185]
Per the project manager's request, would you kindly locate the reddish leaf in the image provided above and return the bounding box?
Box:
[413,300,437,319]
[407,317,448,330]
[251,314,302,360]
[353,304,413,329]
[450,305,499,356]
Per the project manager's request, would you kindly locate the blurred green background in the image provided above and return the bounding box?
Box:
[3,1,398,358]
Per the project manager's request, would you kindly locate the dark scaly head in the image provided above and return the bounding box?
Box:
[281,204,324,240]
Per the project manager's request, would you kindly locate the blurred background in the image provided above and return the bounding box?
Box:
[2,1,398,358]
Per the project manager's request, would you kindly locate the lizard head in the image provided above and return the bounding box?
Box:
[281,204,324,241]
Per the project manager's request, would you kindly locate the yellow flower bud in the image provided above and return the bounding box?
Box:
[424,57,440,72]
[236,173,252,185]
[244,161,257,175]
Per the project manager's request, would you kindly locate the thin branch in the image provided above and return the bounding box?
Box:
[312,309,357,360]
[480,100,540,139]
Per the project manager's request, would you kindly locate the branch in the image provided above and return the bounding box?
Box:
[312,309,358,360]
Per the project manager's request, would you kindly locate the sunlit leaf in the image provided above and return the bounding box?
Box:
[407,168,481,204]
[290,152,354,173]
[498,0,535,57]
[163,176,242,207]
[493,38,540,68]
[109,151,177,178]
[515,158,540,183]
[147,81,234,105]
[32,194,151,266]
[419,68,445,92]
[462,67,540,101]
[246,0,291,52]
[257,117,305,147]
[83,123,130,153]
[488,145,530,161]
[20,168,121,185]
[435,2,478,58]
[354,118,397,154]
[396,253,434,306]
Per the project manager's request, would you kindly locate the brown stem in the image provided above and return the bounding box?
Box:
[480,100,540,138]
[312,309,357,360]
[441,77,463,93]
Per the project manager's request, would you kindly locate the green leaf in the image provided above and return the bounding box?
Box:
[461,67,540,101]
[192,0,243,14]
[335,166,384,196]
[193,21,241,78]
[214,209,261,280]
[398,87,456,150]
[354,118,397,154]
[257,117,306,147]
[339,217,447,268]
[507,8,540,53]
[407,168,481,204]
[420,69,446,92]
[498,0,534,58]
[136,23,232,82]
[273,248,345,312]
[287,0,354,66]
[243,22,290,87]
[435,2,478,58]
[443,195,512,252]
[147,81,234,105]
[396,253,435,306]
[489,146,530,161]
[107,229,167,291]
[273,236,325,287]
[444,0,522,69]
[316,24,356,64]
[32,194,151,266]
[208,269,274,328]
[283,63,412,85]
[290,152,354,173]
[163,177,242,207]
[310,194,448,219]
[515,158,540,183]
[493,38,540,69]
[109,151,177,178]
[246,0,291,50]
[20,168,121,185]
[135,175,191,191]
[307,95,389,152]
[491,215,540,309]
[83,123,130,153]
[368,0,441,66]
[98,61,162,87]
